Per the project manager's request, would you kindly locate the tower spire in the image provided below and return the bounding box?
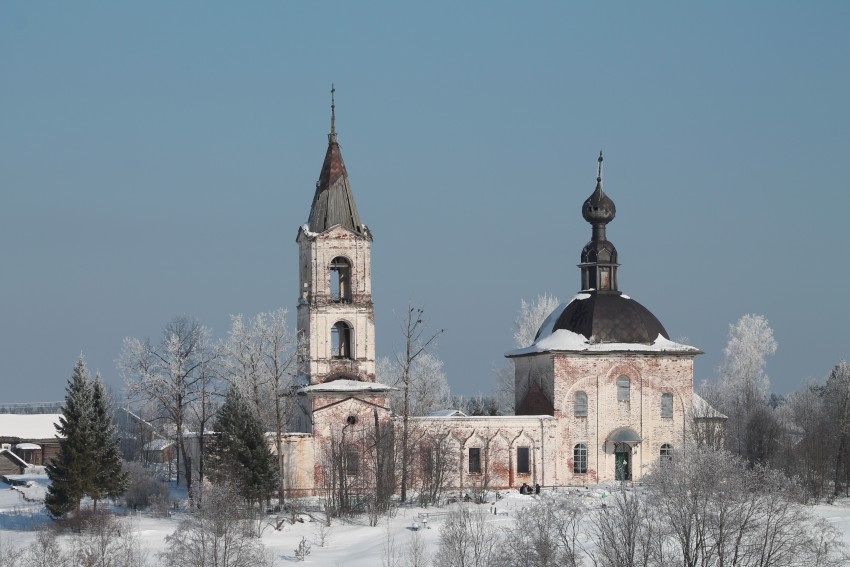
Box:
[580,152,618,292]
[597,150,603,184]
[329,84,337,143]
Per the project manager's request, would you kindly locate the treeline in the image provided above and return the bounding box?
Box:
[698,314,850,499]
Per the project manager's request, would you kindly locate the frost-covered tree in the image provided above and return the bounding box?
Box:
[46,357,95,518]
[384,351,451,417]
[220,309,302,502]
[492,293,560,415]
[714,314,778,463]
[89,375,128,510]
[212,387,278,510]
[120,316,216,502]
[513,293,560,349]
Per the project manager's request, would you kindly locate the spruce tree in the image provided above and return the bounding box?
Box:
[45,357,95,518]
[90,375,128,510]
[213,387,278,508]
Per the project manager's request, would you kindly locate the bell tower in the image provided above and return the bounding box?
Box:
[296,87,376,385]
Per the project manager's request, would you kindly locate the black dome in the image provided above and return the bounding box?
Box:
[582,185,616,225]
[548,291,669,344]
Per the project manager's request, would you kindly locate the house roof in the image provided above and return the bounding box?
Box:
[427,409,468,417]
[0,414,62,439]
[693,393,728,419]
[0,448,29,467]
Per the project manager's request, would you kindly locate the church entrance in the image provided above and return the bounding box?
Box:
[615,450,631,481]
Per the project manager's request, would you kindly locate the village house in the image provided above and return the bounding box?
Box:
[0,413,62,469]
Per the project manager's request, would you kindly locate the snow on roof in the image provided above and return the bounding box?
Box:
[0,414,62,439]
[15,443,41,450]
[299,379,395,394]
[506,294,699,356]
[427,409,467,417]
[693,393,727,419]
[143,438,174,451]
[0,448,29,467]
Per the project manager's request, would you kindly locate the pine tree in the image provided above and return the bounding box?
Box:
[213,387,278,509]
[45,357,95,518]
[90,375,128,510]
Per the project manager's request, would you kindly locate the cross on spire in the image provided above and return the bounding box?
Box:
[329,84,337,142]
[597,150,604,183]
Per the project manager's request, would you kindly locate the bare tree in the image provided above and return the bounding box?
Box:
[69,514,149,567]
[434,505,501,567]
[221,309,302,503]
[160,483,274,567]
[385,351,452,417]
[120,316,215,503]
[499,497,584,567]
[645,447,850,567]
[587,488,660,567]
[392,306,443,503]
[414,430,457,507]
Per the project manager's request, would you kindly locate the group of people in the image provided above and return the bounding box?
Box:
[518,483,540,495]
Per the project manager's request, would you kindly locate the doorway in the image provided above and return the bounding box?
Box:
[615,450,631,481]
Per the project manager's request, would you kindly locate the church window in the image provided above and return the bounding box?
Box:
[617,376,630,402]
[599,267,611,290]
[660,443,673,467]
[331,321,353,359]
[573,444,588,474]
[517,447,530,474]
[575,391,588,417]
[468,447,481,474]
[345,445,360,476]
[330,257,351,302]
[661,393,674,418]
[421,446,434,480]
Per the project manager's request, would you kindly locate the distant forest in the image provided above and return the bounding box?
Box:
[0,401,63,414]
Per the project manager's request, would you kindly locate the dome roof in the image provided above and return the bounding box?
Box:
[546,291,669,345]
[582,183,616,225]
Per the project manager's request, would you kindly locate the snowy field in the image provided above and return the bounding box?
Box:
[2,476,850,565]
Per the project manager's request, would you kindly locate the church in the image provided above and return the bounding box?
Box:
[279,96,709,497]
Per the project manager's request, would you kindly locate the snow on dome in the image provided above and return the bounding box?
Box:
[507,331,699,356]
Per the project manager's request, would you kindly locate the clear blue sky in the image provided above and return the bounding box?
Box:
[2,2,848,402]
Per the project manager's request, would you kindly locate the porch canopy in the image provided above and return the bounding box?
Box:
[606,427,642,447]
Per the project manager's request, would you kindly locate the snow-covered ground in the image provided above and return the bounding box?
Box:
[2,476,850,565]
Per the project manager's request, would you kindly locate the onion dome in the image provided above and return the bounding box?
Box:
[581,152,616,225]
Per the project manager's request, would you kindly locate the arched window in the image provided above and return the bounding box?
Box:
[660,443,673,467]
[661,393,674,418]
[331,321,352,359]
[575,391,588,417]
[330,257,351,302]
[573,444,588,474]
[617,376,630,402]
